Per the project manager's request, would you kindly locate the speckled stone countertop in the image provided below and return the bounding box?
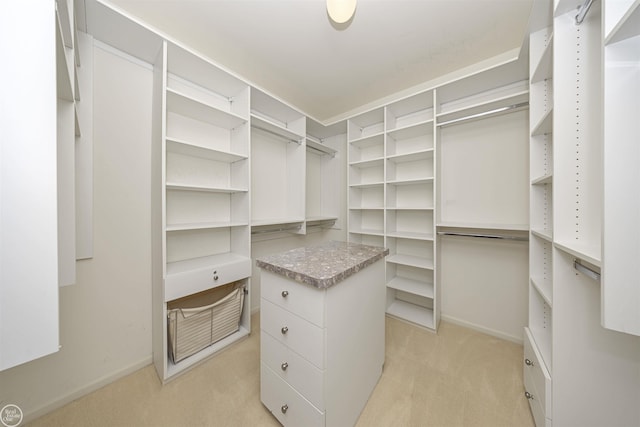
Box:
[255,241,389,289]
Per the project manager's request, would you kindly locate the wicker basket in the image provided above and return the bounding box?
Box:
[167,281,245,363]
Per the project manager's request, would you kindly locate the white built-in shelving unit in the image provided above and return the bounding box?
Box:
[251,88,306,234]
[523,1,640,426]
[305,118,344,232]
[152,41,252,381]
[434,62,530,342]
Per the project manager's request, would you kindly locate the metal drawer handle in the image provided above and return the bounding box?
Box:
[281,362,288,371]
[525,358,534,367]
[281,290,289,298]
[525,391,534,400]
[281,326,288,335]
[281,404,288,414]
[213,271,219,281]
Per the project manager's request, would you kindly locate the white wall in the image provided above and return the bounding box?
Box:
[0,43,154,422]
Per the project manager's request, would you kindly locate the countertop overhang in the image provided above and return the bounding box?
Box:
[255,240,389,289]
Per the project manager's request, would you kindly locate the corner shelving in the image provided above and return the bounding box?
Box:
[250,89,305,232]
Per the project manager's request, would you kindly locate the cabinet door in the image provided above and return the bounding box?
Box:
[0,1,60,371]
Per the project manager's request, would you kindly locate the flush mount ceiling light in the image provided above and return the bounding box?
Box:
[327,0,357,24]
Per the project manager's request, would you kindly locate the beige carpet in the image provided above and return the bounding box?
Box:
[28,315,535,427]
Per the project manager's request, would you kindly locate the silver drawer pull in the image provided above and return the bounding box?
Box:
[281,326,288,335]
[213,271,219,281]
[525,391,534,400]
[281,290,289,298]
[525,358,534,367]
[281,404,288,414]
[281,362,288,371]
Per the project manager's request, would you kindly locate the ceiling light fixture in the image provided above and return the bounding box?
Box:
[327,0,357,24]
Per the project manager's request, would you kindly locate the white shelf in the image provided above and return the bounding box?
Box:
[387,277,434,299]
[387,149,434,163]
[306,139,337,156]
[166,326,249,379]
[56,13,73,102]
[349,228,385,237]
[251,113,304,142]
[437,222,530,232]
[530,276,553,308]
[349,206,384,211]
[386,206,434,211]
[348,132,385,146]
[437,89,529,126]
[166,182,248,193]
[386,177,434,186]
[166,137,247,163]
[386,121,433,141]
[167,88,247,130]
[531,173,553,185]
[531,228,553,242]
[531,107,553,136]
[386,301,434,329]
[165,221,249,232]
[349,182,385,189]
[604,0,640,45]
[251,218,304,228]
[386,254,434,270]
[386,231,434,241]
[531,33,554,83]
[349,158,384,168]
[553,240,601,267]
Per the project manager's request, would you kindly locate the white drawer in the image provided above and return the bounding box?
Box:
[165,257,251,301]
[261,299,325,369]
[523,327,552,415]
[261,362,324,427]
[261,331,324,410]
[524,376,552,427]
[261,270,325,327]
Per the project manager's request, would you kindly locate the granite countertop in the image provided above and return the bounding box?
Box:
[255,240,389,289]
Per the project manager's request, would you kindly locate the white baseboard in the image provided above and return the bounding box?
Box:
[440,314,524,345]
[23,356,153,424]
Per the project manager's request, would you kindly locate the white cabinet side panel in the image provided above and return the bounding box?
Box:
[0,1,60,370]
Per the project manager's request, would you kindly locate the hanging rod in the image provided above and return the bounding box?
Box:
[251,125,302,145]
[575,0,595,25]
[251,224,302,235]
[437,231,528,242]
[306,144,336,157]
[573,259,601,282]
[437,102,529,127]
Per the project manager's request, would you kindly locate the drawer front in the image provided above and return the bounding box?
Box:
[261,299,325,369]
[261,331,324,410]
[165,258,251,301]
[523,327,552,414]
[524,377,552,427]
[261,362,324,427]
[261,270,325,327]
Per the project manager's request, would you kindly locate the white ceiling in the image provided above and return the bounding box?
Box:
[106,0,534,123]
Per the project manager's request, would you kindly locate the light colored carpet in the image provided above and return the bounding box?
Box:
[28,315,534,427]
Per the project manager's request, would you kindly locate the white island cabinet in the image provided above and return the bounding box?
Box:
[256,241,388,427]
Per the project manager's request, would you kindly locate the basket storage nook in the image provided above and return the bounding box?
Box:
[167,281,245,363]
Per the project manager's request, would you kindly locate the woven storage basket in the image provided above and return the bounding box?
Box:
[167,282,245,363]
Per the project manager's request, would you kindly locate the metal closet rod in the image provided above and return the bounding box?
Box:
[252,124,302,144]
[575,0,595,25]
[251,224,302,235]
[573,259,601,282]
[437,102,529,127]
[436,231,528,242]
